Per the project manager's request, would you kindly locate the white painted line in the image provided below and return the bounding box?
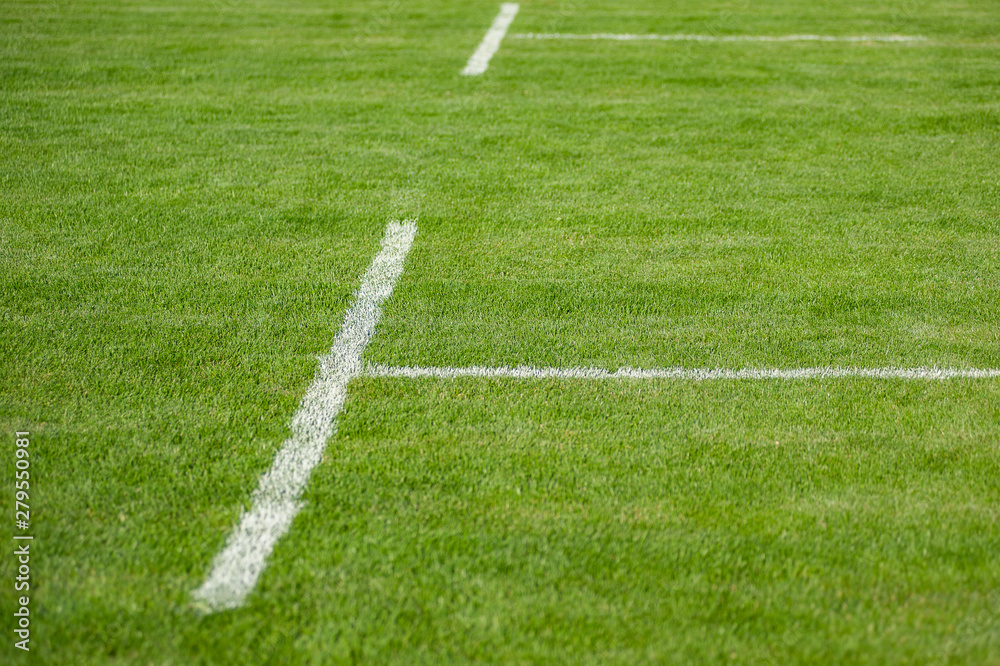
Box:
[462,3,520,76]
[511,32,926,43]
[193,220,417,613]
[364,364,1000,381]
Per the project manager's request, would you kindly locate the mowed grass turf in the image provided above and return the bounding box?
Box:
[1,0,999,662]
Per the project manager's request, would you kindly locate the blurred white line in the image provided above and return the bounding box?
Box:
[462,3,520,76]
[511,32,926,43]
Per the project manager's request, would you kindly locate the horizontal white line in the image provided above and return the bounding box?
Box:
[462,3,520,76]
[192,220,417,613]
[511,32,927,43]
[364,364,1000,381]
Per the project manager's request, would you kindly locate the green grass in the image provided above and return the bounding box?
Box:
[1,0,999,662]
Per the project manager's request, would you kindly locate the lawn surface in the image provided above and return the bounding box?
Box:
[1,0,999,662]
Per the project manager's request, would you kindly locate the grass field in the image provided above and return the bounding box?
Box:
[2,0,1000,662]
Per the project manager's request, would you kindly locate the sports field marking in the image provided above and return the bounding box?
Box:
[511,32,927,43]
[461,3,519,76]
[192,220,417,613]
[191,224,996,613]
[364,364,1000,381]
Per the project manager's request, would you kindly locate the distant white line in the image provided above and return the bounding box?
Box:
[193,220,417,613]
[511,32,926,43]
[364,364,1000,381]
[462,3,520,76]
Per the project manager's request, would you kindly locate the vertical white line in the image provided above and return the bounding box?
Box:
[192,220,418,613]
[461,3,519,76]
